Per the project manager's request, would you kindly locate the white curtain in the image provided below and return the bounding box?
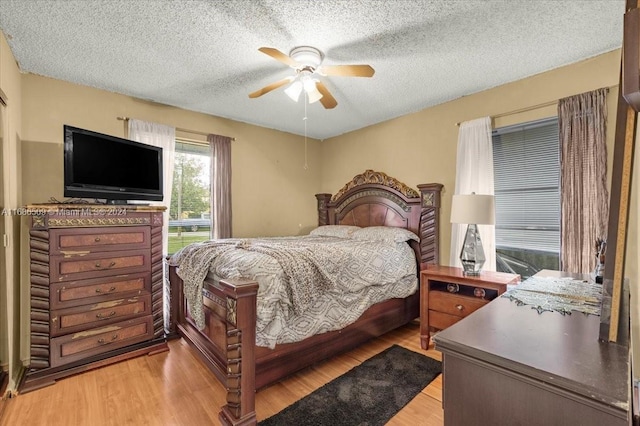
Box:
[450,117,496,271]
[128,119,175,255]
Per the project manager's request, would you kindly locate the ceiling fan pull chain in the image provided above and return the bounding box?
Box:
[303,92,309,170]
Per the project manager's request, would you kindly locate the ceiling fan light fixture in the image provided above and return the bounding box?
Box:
[251,46,372,109]
[284,80,303,102]
[306,85,323,104]
[302,77,323,104]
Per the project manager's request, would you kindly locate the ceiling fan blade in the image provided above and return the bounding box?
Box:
[258,47,301,68]
[248,77,293,98]
[319,64,375,77]
[315,81,337,109]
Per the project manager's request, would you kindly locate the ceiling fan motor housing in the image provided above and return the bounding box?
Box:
[289,46,324,69]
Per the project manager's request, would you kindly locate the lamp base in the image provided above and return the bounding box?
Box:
[461,267,482,276]
[460,223,486,276]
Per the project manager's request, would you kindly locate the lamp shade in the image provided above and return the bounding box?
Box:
[306,86,323,103]
[450,194,495,225]
[284,80,303,102]
[303,78,323,103]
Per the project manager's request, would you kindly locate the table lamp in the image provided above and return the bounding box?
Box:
[450,193,495,275]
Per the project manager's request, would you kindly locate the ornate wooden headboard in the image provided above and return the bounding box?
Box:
[315,170,443,267]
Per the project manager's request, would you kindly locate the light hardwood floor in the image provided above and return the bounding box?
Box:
[0,322,443,425]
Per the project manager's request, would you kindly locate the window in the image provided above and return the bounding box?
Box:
[168,140,212,254]
[492,118,560,279]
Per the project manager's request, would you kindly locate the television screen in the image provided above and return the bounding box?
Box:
[64,125,163,203]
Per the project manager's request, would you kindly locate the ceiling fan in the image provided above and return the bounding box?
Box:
[248,46,375,109]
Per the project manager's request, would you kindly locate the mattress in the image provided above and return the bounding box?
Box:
[171,233,418,348]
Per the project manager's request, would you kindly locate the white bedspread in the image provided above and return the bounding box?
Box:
[170,235,417,348]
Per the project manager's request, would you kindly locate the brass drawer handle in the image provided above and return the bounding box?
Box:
[95,286,116,294]
[97,334,119,344]
[96,311,116,319]
[94,237,101,242]
[95,261,116,269]
[455,304,464,311]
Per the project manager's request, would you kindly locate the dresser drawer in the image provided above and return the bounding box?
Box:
[50,226,150,255]
[50,294,151,337]
[50,249,151,282]
[50,273,151,310]
[429,291,487,318]
[50,316,154,368]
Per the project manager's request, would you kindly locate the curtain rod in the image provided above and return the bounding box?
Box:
[117,116,236,140]
[455,84,617,126]
[176,136,211,146]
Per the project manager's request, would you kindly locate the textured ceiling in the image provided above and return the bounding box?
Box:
[0,0,626,139]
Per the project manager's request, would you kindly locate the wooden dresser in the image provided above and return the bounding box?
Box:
[434,270,629,426]
[22,205,168,392]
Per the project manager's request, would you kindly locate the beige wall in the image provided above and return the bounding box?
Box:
[20,74,322,237]
[0,30,23,391]
[319,50,622,269]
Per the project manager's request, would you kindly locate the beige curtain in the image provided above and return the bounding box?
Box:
[558,88,609,274]
[209,134,232,239]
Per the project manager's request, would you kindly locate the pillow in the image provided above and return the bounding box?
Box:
[351,226,419,243]
[309,225,361,239]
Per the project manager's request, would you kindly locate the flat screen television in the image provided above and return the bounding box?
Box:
[64,125,163,204]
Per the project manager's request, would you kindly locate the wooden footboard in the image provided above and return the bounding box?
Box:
[169,263,420,426]
[168,264,259,425]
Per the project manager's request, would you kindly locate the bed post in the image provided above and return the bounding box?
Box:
[168,261,258,425]
[417,183,443,268]
[166,261,178,338]
[219,278,259,426]
[316,193,332,226]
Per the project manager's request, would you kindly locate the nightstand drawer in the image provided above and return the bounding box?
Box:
[429,310,462,330]
[429,291,487,317]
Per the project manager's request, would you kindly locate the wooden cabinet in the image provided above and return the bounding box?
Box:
[22,205,168,392]
[420,265,519,349]
[434,270,629,426]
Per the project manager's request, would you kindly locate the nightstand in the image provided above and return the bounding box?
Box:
[420,265,519,349]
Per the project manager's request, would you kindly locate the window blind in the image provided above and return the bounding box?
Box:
[492,117,560,253]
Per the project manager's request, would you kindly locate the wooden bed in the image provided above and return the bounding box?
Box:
[167,170,442,425]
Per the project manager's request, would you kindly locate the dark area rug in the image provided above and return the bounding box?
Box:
[259,344,442,426]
